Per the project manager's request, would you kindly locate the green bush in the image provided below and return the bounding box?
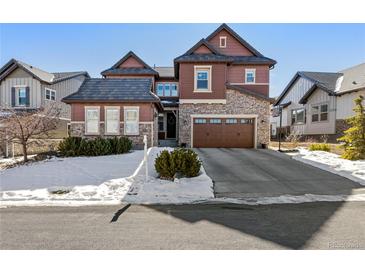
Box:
[308,143,331,152]
[58,136,132,157]
[155,148,201,180]
[155,150,177,180]
[58,137,83,157]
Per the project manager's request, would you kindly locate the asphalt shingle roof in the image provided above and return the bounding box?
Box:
[231,56,277,66]
[62,78,160,103]
[174,53,233,62]
[0,59,89,84]
[154,67,175,78]
[226,84,273,101]
[298,71,342,92]
[100,67,158,76]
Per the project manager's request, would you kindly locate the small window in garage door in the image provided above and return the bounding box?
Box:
[225,118,238,124]
[194,118,207,124]
[209,118,222,124]
[241,118,254,124]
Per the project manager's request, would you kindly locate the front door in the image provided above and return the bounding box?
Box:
[166,112,176,139]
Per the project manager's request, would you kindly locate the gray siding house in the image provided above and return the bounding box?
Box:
[272,62,365,142]
[0,59,89,135]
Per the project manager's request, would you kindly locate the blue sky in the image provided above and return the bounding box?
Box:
[1,23,364,97]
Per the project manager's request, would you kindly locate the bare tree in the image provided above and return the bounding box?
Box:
[0,103,62,162]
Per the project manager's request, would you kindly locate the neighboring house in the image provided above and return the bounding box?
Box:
[0,59,89,134]
[272,62,365,142]
[63,23,276,148]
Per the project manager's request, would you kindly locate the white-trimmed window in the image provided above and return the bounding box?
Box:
[45,88,56,101]
[245,69,256,83]
[124,107,139,135]
[194,66,212,92]
[105,106,120,134]
[156,83,179,97]
[311,103,328,122]
[219,36,227,48]
[85,106,100,135]
[291,108,305,125]
[17,87,27,106]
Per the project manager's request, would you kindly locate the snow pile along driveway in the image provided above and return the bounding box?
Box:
[124,147,214,204]
[0,147,214,206]
[293,148,365,186]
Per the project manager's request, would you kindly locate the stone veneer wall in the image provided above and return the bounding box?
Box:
[179,89,270,147]
[70,122,156,148]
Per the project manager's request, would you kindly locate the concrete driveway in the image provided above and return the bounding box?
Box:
[196,148,363,198]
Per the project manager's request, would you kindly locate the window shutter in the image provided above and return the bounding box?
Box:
[11,87,16,107]
[25,87,30,106]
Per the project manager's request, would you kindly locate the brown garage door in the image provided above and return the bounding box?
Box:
[193,117,254,148]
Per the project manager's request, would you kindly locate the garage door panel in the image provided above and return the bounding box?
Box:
[193,117,254,148]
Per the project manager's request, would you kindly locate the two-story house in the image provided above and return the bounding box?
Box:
[272,62,365,142]
[63,24,276,148]
[0,59,89,134]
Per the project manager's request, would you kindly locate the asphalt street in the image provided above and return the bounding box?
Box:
[1,202,364,249]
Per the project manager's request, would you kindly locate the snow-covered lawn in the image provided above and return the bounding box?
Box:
[0,151,144,191]
[0,147,214,206]
[292,148,365,186]
[124,147,214,204]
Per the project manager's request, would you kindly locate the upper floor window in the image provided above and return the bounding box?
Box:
[219,36,227,48]
[85,106,100,135]
[156,83,178,97]
[194,66,212,92]
[124,107,139,135]
[245,69,256,83]
[45,88,56,101]
[311,104,328,122]
[291,108,305,125]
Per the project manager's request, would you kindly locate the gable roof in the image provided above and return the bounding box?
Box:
[206,23,264,57]
[0,59,89,84]
[101,51,158,76]
[174,39,231,63]
[274,71,342,106]
[62,78,161,105]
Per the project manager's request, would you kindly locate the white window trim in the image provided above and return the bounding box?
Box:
[245,68,256,84]
[124,106,140,136]
[84,106,100,135]
[291,108,305,125]
[156,82,179,97]
[45,88,57,101]
[219,36,227,48]
[311,102,329,123]
[13,86,29,107]
[194,65,212,93]
[104,106,120,135]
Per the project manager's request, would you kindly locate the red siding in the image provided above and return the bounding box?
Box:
[194,45,213,54]
[227,65,269,83]
[179,63,226,100]
[71,103,154,122]
[208,29,254,56]
[119,56,144,68]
